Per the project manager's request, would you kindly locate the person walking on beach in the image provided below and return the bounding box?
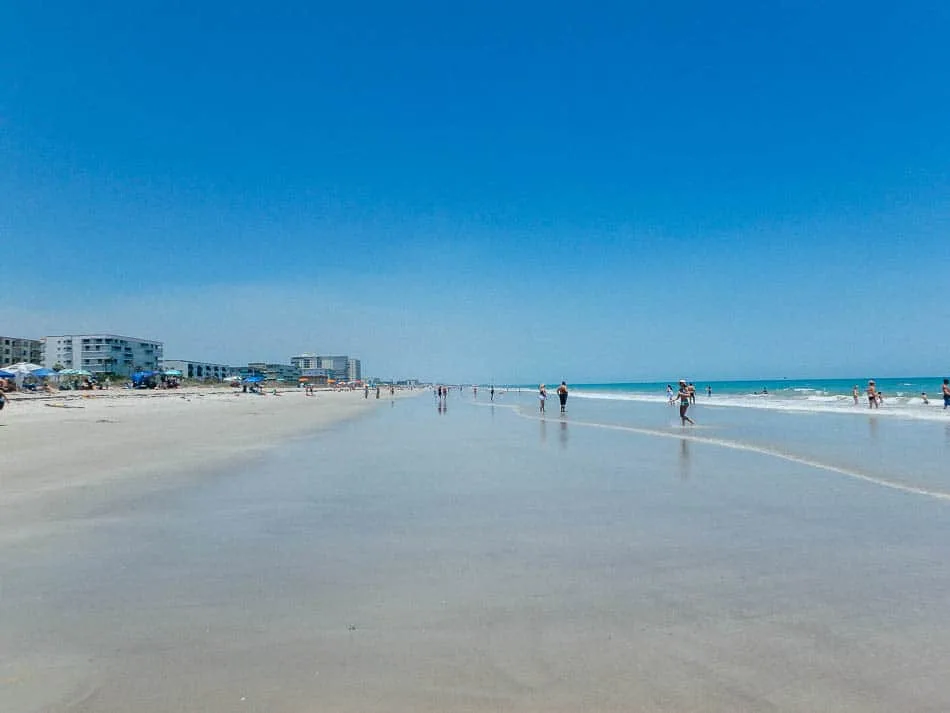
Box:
[667,384,674,405]
[867,380,878,409]
[852,385,859,405]
[490,385,494,401]
[557,381,568,413]
[539,384,547,413]
[677,380,694,425]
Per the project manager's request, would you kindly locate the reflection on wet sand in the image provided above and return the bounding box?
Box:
[679,438,691,480]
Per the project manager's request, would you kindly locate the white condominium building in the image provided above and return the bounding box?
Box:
[42,334,163,376]
[291,354,359,382]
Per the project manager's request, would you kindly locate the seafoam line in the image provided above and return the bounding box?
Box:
[476,401,950,503]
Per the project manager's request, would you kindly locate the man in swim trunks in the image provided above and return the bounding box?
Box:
[557,381,568,413]
[677,380,694,425]
[943,379,950,409]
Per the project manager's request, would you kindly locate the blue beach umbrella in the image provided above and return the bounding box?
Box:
[0,369,14,378]
[243,376,264,383]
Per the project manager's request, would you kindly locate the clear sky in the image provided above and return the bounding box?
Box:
[2,1,948,382]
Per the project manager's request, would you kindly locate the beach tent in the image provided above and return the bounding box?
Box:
[1,362,45,386]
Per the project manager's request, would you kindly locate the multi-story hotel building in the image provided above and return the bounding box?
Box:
[162,359,232,381]
[242,362,301,382]
[42,334,163,376]
[0,336,42,366]
[291,354,361,382]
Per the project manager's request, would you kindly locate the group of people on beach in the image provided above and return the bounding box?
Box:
[538,382,569,414]
[857,379,950,409]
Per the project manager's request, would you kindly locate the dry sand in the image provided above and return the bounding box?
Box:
[0,387,391,544]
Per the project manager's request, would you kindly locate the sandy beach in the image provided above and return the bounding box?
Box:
[4,389,950,712]
[0,387,389,545]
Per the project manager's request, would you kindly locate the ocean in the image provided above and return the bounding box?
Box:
[511,377,950,422]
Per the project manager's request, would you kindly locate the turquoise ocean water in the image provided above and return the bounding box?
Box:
[504,377,950,422]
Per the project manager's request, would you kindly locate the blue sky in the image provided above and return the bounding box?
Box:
[2,1,948,382]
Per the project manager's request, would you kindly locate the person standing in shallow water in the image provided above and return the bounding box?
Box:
[943,379,950,409]
[539,384,547,413]
[677,380,694,425]
[557,381,568,413]
[867,380,878,409]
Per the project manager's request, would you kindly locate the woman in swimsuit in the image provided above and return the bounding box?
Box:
[677,380,694,425]
[867,380,878,409]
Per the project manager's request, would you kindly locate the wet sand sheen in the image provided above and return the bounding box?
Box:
[3,393,950,712]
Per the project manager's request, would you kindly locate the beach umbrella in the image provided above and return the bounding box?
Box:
[163,369,183,376]
[1,362,44,375]
[222,375,240,381]
[243,376,264,383]
[0,369,15,378]
[31,368,56,378]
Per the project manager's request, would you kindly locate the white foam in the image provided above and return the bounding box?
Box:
[570,390,950,423]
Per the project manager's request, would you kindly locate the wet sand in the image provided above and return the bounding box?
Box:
[3,390,950,711]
